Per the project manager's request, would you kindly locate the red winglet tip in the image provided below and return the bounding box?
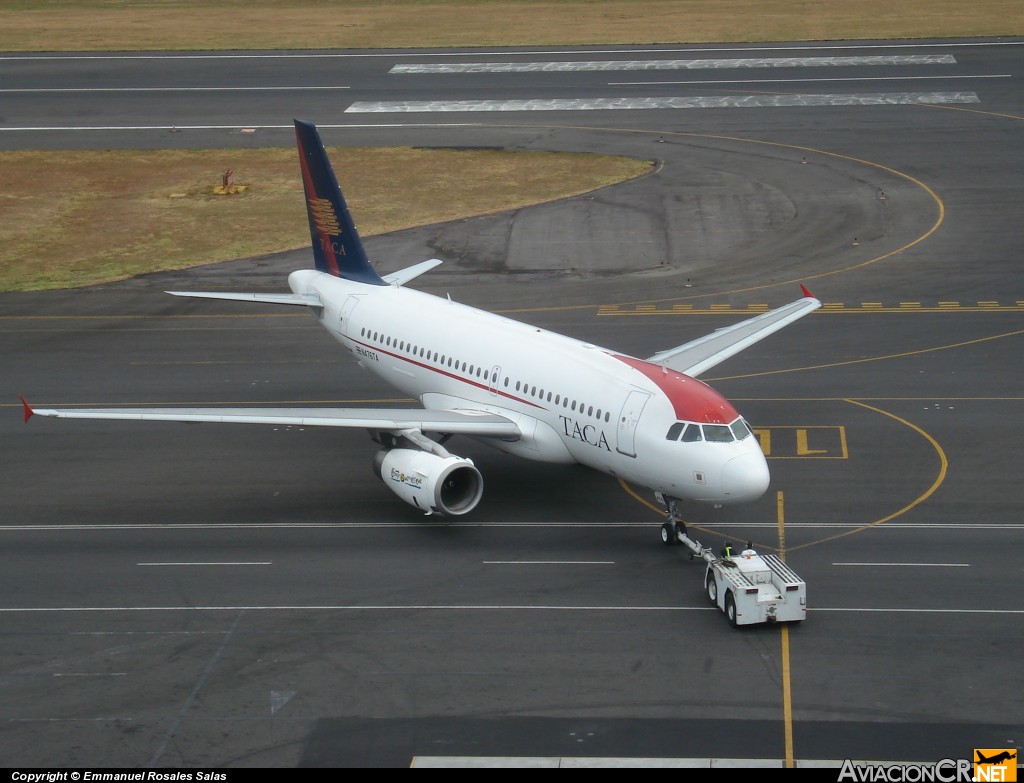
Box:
[800,284,814,299]
[19,395,34,423]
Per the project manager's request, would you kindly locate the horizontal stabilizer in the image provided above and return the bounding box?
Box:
[166,291,323,308]
[23,403,521,438]
[382,259,444,286]
[647,289,821,377]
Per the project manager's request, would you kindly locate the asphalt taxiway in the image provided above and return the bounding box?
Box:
[1,39,1022,767]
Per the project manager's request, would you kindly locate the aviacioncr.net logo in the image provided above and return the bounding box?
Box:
[838,758,973,782]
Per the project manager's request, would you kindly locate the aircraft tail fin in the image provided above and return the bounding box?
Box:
[294,119,386,286]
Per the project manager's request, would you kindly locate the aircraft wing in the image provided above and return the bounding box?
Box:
[21,400,521,438]
[645,287,821,377]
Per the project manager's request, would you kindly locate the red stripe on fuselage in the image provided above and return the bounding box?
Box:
[351,337,545,410]
[612,354,738,424]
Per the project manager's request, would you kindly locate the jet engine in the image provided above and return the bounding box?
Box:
[373,448,483,516]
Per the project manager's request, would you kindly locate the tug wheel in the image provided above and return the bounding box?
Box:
[725,592,738,627]
[705,572,718,605]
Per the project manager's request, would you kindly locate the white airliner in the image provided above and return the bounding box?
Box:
[22,119,820,538]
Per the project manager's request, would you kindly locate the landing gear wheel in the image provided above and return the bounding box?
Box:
[706,572,718,605]
[725,592,738,628]
[660,522,676,546]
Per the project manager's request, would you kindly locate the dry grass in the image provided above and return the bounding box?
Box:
[1,0,1021,51]
[2,0,1018,289]
[0,147,652,291]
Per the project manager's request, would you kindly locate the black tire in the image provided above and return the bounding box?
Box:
[660,522,675,546]
[725,592,738,627]
[705,572,718,605]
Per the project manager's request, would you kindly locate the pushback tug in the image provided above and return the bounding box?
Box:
[658,495,807,627]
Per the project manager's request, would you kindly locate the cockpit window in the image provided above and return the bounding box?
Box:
[680,423,702,442]
[702,424,734,443]
[665,422,685,441]
[730,419,752,441]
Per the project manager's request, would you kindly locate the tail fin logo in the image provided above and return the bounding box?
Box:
[308,197,342,237]
[294,118,386,285]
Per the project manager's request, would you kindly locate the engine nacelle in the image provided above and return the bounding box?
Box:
[373,448,483,516]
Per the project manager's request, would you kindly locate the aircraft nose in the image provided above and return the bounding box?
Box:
[720,452,770,503]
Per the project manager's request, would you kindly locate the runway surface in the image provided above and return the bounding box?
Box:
[1,39,1022,768]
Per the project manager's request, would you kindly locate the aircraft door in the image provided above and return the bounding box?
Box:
[616,390,651,457]
[338,295,361,337]
[488,365,501,397]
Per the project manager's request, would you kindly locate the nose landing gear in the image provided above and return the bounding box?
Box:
[657,492,694,557]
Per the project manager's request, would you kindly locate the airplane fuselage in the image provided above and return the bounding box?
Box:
[289,268,771,505]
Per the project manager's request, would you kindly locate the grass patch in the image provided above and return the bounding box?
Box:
[1,0,1022,51]
[2,1,1018,289]
[0,147,652,291]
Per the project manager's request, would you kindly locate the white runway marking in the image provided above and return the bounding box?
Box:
[137,561,272,566]
[0,123,481,132]
[346,92,980,113]
[0,604,1021,615]
[390,55,957,74]
[484,560,615,565]
[833,562,970,567]
[5,521,1024,531]
[0,85,350,93]
[615,74,1009,86]
[411,757,925,768]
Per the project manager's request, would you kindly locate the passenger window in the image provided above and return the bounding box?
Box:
[666,422,685,440]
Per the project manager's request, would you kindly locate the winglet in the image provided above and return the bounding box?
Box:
[800,284,815,298]
[293,119,387,286]
[19,395,34,423]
